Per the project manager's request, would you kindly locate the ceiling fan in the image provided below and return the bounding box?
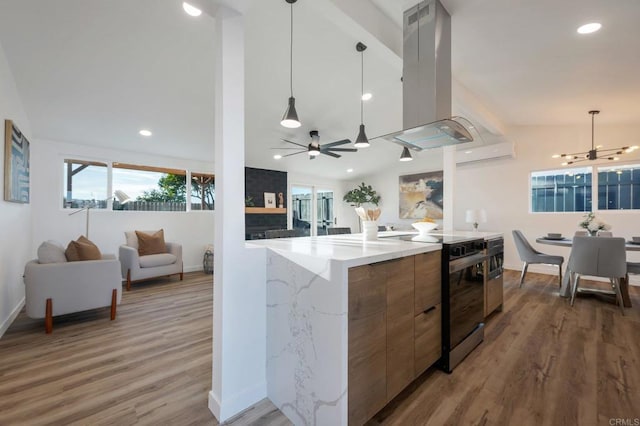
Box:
[274,130,357,159]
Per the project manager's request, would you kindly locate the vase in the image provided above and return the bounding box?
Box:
[589,230,598,236]
[362,220,378,241]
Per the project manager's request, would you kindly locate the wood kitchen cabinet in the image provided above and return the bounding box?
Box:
[348,263,387,426]
[348,251,442,425]
[413,251,442,376]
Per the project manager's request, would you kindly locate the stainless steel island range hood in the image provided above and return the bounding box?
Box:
[374,0,477,150]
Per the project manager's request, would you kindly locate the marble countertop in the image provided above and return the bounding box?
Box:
[247,233,441,268]
[420,230,504,240]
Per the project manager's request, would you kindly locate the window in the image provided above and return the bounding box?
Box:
[63,159,108,209]
[598,164,640,210]
[191,173,215,210]
[112,163,187,211]
[531,167,592,212]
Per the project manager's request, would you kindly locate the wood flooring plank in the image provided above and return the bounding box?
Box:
[1,270,639,425]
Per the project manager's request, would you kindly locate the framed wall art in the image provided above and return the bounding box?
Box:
[4,120,30,203]
[399,170,443,219]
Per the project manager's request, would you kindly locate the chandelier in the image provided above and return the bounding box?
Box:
[553,110,638,165]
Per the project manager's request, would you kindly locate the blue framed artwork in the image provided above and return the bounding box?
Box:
[399,170,443,219]
[4,120,30,203]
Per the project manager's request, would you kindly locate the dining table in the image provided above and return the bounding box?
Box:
[536,236,639,307]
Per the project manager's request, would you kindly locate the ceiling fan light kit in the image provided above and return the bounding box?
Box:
[354,41,370,148]
[281,0,301,129]
[554,110,638,165]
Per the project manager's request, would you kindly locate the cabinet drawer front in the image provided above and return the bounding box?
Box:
[414,303,442,377]
[485,274,504,317]
[414,251,442,315]
[349,264,387,320]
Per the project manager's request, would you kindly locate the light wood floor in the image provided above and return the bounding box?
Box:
[1,271,639,425]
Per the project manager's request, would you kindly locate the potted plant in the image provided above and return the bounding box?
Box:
[578,212,611,236]
[343,183,381,239]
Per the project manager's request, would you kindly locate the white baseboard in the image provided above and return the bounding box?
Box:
[208,381,267,423]
[0,297,25,339]
[184,265,203,273]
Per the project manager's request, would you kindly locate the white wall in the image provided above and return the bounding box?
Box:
[31,138,215,272]
[0,40,32,336]
[356,125,640,280]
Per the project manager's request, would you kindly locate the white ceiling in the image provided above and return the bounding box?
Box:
[0,0,639,179]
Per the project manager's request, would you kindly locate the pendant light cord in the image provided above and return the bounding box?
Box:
[289,2,294,97]
[360,51,364,124]
[591,111,595,151]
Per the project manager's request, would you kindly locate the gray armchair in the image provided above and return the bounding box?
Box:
[119,231,183,291]
[512,230,564,288]
[24,255,122,333]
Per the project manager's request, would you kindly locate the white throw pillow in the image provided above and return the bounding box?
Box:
[37,240,68,264]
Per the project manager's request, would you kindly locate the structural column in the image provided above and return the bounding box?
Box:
[210,4,267,422]
[442,145,456,231]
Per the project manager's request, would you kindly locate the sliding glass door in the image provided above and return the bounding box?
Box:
[292,186,313,237]
[291,185,336,236]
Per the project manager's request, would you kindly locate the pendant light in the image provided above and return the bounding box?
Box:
[354,42,370,148]
[399,146,413,162]
[281,0,301,128]
[553,110,638,165]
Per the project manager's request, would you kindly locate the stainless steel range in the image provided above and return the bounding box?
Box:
[397,234,486,372]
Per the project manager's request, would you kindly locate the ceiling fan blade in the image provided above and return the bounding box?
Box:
[270,147,305,150]
[322,139,352,148]
[281,138,307,148]
[322,151,341,158]
[282,151,306,158]
[326,148,358,152]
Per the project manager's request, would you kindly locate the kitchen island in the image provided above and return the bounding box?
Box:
[247,233,442,426]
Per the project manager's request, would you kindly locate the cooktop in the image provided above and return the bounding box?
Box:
[394,234,482,245]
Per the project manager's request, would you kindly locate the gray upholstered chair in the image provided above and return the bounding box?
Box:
[596,230,613,237]
[512,230,564,288]
[574,230,588,236]
[264,229,299,239]
[567,236,626,315]
[119,231,183,291]
[327,227,352,235]
[24,255,122,333]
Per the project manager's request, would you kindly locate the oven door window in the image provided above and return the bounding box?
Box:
[449,265,484,348]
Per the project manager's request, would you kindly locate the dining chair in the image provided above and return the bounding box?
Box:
[567,236,626,315]
[512,230,564,288]
[596,230,613,237]
[264,229,300,239]
[574,230,588,236]
[327,227,352,235]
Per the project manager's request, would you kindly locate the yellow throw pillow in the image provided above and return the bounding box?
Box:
[136,229,166,256]
[65,236,102,261]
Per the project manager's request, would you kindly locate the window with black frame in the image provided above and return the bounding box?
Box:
[598,164,640,210]
[531,167,592,213]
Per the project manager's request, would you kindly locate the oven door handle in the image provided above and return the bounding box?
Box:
[449,252,487,272]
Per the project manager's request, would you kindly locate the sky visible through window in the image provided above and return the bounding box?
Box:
[64,164,166,201]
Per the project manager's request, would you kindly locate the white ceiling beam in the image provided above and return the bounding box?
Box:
[452,79,506,136]
[307,0,403,71]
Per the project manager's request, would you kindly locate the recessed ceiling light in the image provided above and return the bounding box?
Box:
[362,93,372,101]
[139,129,152,137]
[464,150,472,154]
[273,154,282,160]
[577,22,601,34]
[347,168,353,173]
[183,2,202,17]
